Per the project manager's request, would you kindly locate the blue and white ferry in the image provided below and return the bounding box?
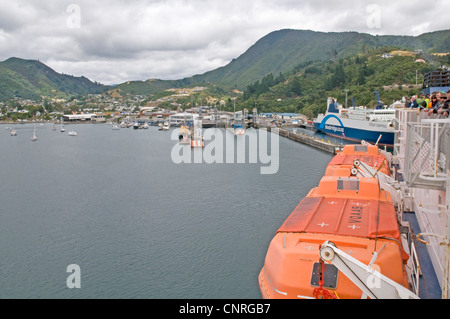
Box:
[313,97,396,146]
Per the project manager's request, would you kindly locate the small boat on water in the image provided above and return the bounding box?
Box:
[112,123,120,130]
[178,125,191,145]
[68,131,77,136]
[234,110,246,135]
[10,129,17,136]
[60,117,65,132]
[159,121,170,131]
[31,125,38,142]
[191,119,204,148]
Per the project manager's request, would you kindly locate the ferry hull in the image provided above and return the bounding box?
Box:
[313,122,394,146]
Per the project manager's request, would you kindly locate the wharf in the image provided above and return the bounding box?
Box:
[298,123,316,130]
[265,126,339,154]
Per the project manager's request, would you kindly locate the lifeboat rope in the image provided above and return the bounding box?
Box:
[353,157,385,266]
[355,158,387,178]
[372,159,388,177]
[354,157,384,253]
[374,174,382,253]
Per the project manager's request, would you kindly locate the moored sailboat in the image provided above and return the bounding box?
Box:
[31,124,38,142]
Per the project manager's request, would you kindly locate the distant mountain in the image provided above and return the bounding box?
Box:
[0,57,106,101]
[137,29,447,91]
[186,29,450,90]
[2,29,449,100]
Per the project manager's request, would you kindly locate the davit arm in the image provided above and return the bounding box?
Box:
[319,241,420,299]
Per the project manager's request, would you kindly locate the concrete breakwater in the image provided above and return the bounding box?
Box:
[265,126,339,154]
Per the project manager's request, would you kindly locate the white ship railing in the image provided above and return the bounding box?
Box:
[394,110,449,190]
[393,109,450,298]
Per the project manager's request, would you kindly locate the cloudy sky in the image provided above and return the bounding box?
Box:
[0,0,449,85]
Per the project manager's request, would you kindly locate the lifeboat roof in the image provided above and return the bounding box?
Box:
[308,176,390,201]
[340,144,380,156]
[278,177,400,242]
[329,145,390,176]
[277,196,400,242]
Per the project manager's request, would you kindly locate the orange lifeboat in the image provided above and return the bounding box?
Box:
[326,144,391,177]
[258,174,409,299]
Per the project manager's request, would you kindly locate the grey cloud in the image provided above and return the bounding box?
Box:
[1,0,449,85]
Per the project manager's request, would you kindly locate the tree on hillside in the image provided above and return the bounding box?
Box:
[288,76,302,97]
[325,62,346,90]
[357,68,366,85]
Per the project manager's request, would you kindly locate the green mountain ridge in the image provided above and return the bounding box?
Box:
[113,28,450,95]
[1,29,449,101]
[188,29,450,90]
[0,57,106,101]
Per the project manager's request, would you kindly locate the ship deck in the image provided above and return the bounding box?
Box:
[402,211,442,299]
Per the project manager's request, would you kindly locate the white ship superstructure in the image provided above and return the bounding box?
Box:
[393,109,450,298]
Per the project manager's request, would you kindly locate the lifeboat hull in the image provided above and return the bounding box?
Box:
[259,162,409,299]
[259,232,408,299]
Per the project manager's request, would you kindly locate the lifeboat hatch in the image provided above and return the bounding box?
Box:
[353,145,368,152]
[310,263,339,289]
[337,178,360,191]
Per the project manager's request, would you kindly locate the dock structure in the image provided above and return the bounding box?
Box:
[266,126,339,154]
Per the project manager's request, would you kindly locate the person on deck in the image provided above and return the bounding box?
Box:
[427,92,444,116]
[405,95,420,108]
[437,90,449,117]
[416,93,427,109]
[404,96,411,108]
[427,93,438,110]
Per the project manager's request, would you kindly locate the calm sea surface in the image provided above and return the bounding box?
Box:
[0,123,332,299]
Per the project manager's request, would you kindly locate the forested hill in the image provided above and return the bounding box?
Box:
[237,46,448,118]
[0,57,106,101]
[187,28,450,90]
[1,29,449,101]
[115,28,450,94]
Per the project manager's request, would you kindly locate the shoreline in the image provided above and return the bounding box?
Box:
[0,120,108,125]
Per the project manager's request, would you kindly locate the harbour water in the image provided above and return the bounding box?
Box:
[0,123,332,299]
